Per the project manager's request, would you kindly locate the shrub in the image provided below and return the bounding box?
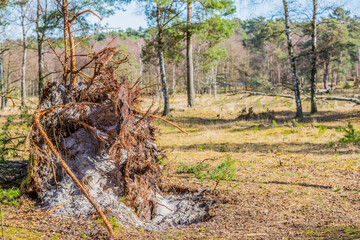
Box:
[177,154,237,191]
[0,187,20,206]
[176,162,210,174]
[206,154,236,190]
[343,81,351,89]
[318,124,326,134]
[337,122,360,144]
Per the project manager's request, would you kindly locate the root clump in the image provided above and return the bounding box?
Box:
[26,47,208,230]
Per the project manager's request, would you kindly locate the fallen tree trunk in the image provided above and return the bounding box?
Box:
[312,96,360,104]
[243,91,360,104]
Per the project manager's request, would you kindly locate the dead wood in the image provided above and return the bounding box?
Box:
[307,95,360,104]
[244,91,360,104]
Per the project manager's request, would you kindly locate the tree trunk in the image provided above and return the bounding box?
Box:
[357,48,360,87]
[36,0,44,100]
[282,0,303,119]
[310,0,318,113]
[62,0,69,85]
[157,70,161,99]
[21,12,27,107]
[323,61,330,92]
[172,64,176,97]
[0,55,4,109]
[156,5,170,116]
[4,51,11,107]
[214,64,217,98]
[194,47,200,94]
[186,0,196,107]
[208,71,212,97]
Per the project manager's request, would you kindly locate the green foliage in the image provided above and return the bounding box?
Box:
[94,32,107,41]
[177,154,236,191]
[20,110,32,127]
[0,114,28,162]
[331,186,342,192]
[108,217,120,229]
[249,78,261,89]
[292,119,304,128]
[207,154,236,190]
[176,162,210,174]
[318,125,326,134]
[343,81,351,89]
[337,123,360,144]
[0,187,20,206]
[157,156,168,166]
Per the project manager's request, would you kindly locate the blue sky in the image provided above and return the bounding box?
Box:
[100,0,360,31]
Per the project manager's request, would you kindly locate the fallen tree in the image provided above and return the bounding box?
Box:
[242,91,360,105]
[309,95,360,104]
[24,1,208,239]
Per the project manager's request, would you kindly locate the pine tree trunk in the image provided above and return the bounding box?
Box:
[282,0,303,119]
[186,0,196,107]
[21,14,27,107]
[214,64,217,98]
[156,6,170,116]
[156,9,170,116]
[323,61,330,92]
[310,0,318,113]
[36,0,44,100]
[172,64,176,97]
[209,71,212,97]
[4,52,11,107]
[0,55,4,109]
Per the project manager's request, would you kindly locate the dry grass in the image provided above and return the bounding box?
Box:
[2,93,360,239]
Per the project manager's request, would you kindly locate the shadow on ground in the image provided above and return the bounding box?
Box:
[0,160,27,189]
[176,142,356,155]
[166,110,360,129]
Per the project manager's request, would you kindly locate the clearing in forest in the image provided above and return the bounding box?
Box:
[1,93,360,239]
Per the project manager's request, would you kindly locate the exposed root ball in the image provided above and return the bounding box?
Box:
[27,48,162,221]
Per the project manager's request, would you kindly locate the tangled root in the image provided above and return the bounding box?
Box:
[27,47,162,221]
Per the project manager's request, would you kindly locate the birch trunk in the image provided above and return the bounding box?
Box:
[282,0,303,119]
[156,5,170,116]
[310,0,318,113]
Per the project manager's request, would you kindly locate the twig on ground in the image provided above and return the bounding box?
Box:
[46,201,70,215]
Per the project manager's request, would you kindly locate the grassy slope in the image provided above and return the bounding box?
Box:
[2,93,360,239]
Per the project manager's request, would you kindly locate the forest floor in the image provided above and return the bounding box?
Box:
[2,92,360,239]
